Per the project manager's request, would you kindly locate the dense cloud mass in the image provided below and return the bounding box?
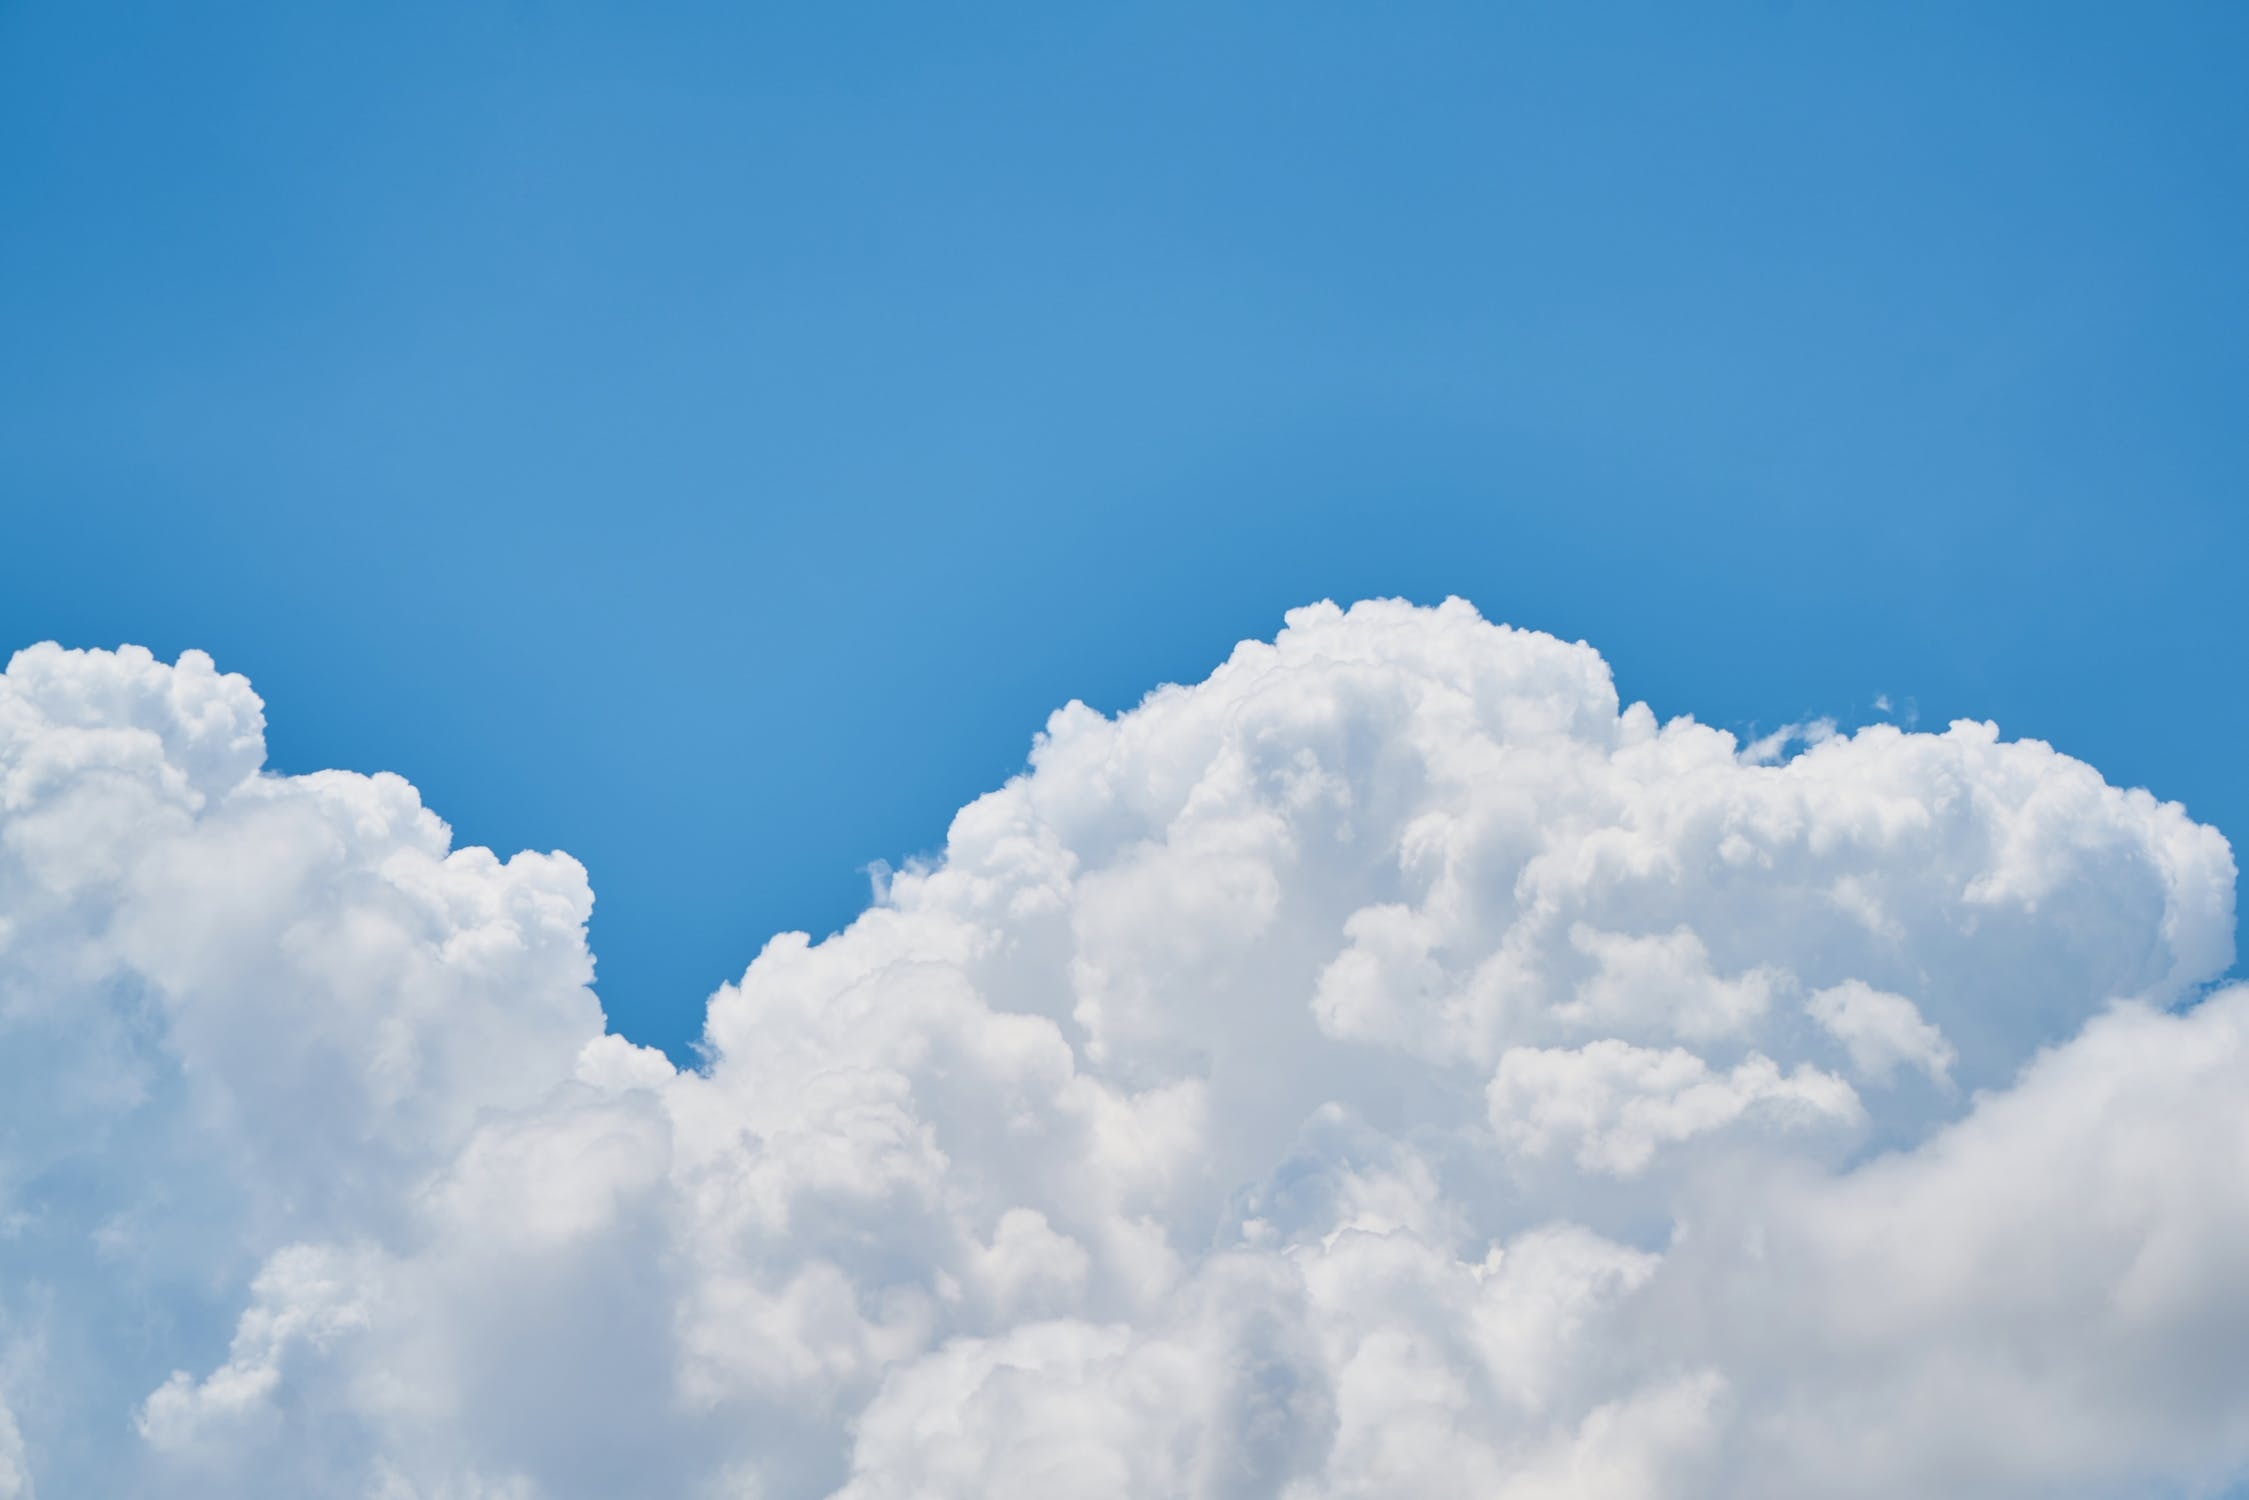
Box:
[0,599,2244,1498]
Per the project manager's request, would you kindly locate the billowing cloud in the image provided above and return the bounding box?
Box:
[0,599,2241,1498]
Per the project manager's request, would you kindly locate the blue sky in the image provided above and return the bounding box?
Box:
[4,0,2244,1061]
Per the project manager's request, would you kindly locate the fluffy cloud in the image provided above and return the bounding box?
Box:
[0,600,2241,1498]
[1485,1040,1862,1176]
[1805,978,1957,1084]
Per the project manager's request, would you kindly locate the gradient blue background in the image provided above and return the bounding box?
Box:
[5,2,2244,1059]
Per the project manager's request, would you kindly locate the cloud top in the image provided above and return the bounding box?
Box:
[0,600,2240,1497]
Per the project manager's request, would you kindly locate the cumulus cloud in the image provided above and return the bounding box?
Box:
[0,601,2241,1498]
[1804,978,1956,1085]
[1486,1040,1862,1176]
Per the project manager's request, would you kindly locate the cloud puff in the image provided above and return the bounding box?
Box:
[1486,1040,1862,1176]
[0,600,2240,1498]
[1805,978,1957,1084]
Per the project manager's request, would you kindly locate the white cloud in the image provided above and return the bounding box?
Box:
[1487,1040,1862,1176]
[0,601,2241,1497]
[0,1394,26,1500]
[1805,978,1956,1084]
[1556,925,1781,1041]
